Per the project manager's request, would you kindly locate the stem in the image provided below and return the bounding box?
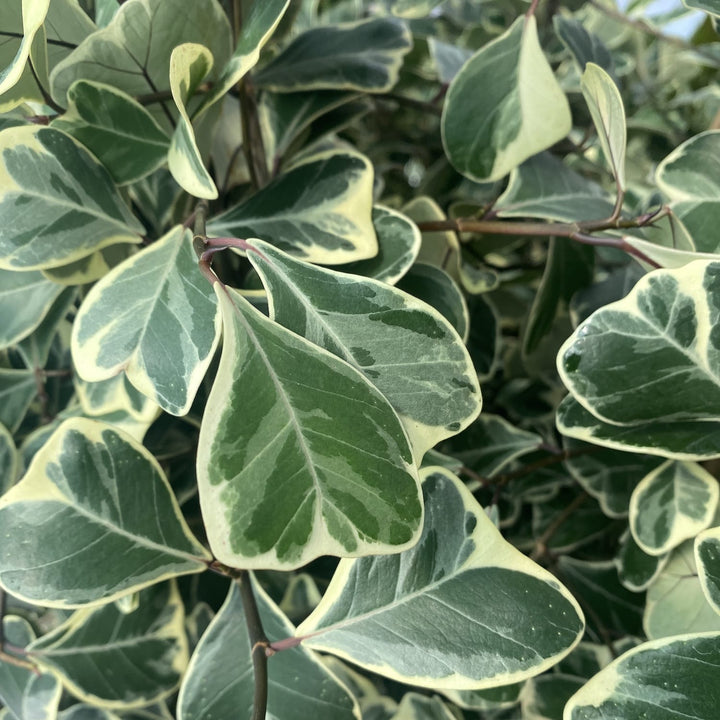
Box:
[526,0,540,17]
[531,492,588,561]
[238,572,270,720]
[0,31,76,49]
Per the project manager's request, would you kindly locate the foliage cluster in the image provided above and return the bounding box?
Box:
[1,0,720,719]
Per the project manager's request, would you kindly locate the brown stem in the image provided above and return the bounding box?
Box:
[531,492,589,561]
[526,0,541,17]
[238,572,270,720]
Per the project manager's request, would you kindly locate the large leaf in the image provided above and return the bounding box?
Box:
[581,62,627,191]
[695,525,720,614]
[0,418,210,607]
[558,260,720,428]
[52,80,170,185]
[0,126,144,270]
[254,17,412,93]
[49,0,232,114]
[197,286,422,570]
[0,0,50,98]
[298,467,584,689]
[167,43,217,199]
[564,632,720,720]
[557,393,720,459]
[29,583,187,709]
[0,268,64,349]
[656,131,720,253]
[208,151,377,264]
[630,460,719,555]
[496,152,614,223]
[441,15,571,183]
[71,226,220,416]
[177,577,359,720]
[246,238,481,460]
[0,616,62,720]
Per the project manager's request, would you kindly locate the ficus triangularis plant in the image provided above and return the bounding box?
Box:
[1,0,720,718]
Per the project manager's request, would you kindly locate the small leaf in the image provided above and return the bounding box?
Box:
[441,16,571,182]
[0,268,65,350]
[0,368,37,432]
[581,62,627,191]
[177,577,359,720]
[52,80,170,185]
[197,286,422,570]
[0,418,210,607]
[695,526,720,614]
[247,239,481,460]
[0,126,144,270]
[72,226,220,416]
[630,460,719,555]
[616,530,669,593]
[553,14,615,76]
[565,631,720,720]
[29,583,188,708]
[208,151,377,264]
[254,17,412,93]
[298,467,584,689]
[168,43,217,199]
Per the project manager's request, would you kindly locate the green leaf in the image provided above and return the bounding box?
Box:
[41,244,135,286]
[298,467,584,689]
[0,0,50,98]
[52,80,170,185]
[522,674,584,720]
[0,417,210,608]
[208,151,377,264]
[0,268,64,350]
[49,0,232,114]
[200,0,290,110]
[563,439,663,518]
[167,43,217,199]
[523,238,594,356]
[60,707,122,720]
[558,261,720,428]
[392,694,456,719]
[254,17,412,93]
[197,285,422,570]
[656,131,720,253]
[0,616,62,720]
[340,205,420,285]
[0,423,18,495]
[0,368,37,432]
[72,226,220,416]
[451,413,542,477]
[397,263,469,341]
[177,577,359,720]
[553,14,615,76]
[247,238,481,460]
[616,530,669,592]
[496,152,614,223]
[441,16,571,183]
[644,540,720,639]
[630,460,719,555]
[429,38,472,84]
[581,62,627,191]
[557,393,720,460]
[695,525,720,614]
[29,583,187,709]
[683,1,720,16]
[0,126,144,270]
[75,373,159,424]
[565,632,720,720]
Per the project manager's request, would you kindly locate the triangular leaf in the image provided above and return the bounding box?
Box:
[72,226,220,416]
[177,577,359,720]
[298,467,584,689]
[0,418,210,607]
[197,285,422,570]
[246,238,481,460]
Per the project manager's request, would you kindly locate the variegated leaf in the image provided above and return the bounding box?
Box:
[254,17,412,93]
[630,460,719,555]
[298,467,584,689]
[29,583,187,709]
[52,80,170,185]
[0,126,144,270]
[616,530,669,593]
[208,151,377,264]
[565,632,720,720]
[0,422,18,495]
[442,16,571,182]
[72,226,220,416]
[695,525,720,614]
[246,238,481,460]
[168,43,217,199]
[197,285,422,570]
[0,418,210,608]
[177,577,359,720]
